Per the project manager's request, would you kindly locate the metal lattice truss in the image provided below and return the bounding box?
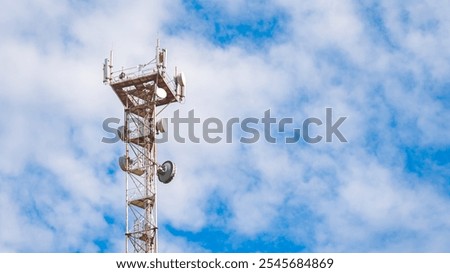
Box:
[104,42,185,253]
[124,109,158,253]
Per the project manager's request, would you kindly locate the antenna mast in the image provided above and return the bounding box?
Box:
[103,42,186,253]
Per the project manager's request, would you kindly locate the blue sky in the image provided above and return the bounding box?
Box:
[0,0,449,252]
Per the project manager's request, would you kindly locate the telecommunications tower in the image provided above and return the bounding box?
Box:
[103,41,186,253]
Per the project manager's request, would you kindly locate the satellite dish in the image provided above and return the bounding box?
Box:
[155,87,167,99]
[155,119,168,134]
[119,156,130,172]
[117,125,126,141]
[118,156,144,176]
[157,160,176,184]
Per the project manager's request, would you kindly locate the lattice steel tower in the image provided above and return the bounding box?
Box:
[103,41,185,253]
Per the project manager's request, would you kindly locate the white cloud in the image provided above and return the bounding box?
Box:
[158,231,208,253]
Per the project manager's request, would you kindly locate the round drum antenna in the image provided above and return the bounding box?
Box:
[157,160,176,184]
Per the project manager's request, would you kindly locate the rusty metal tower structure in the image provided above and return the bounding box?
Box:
[103,41,185,253]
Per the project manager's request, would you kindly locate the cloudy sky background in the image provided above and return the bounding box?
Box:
[0,0,449,252]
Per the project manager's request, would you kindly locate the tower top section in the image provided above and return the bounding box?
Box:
[103,41,186,109]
